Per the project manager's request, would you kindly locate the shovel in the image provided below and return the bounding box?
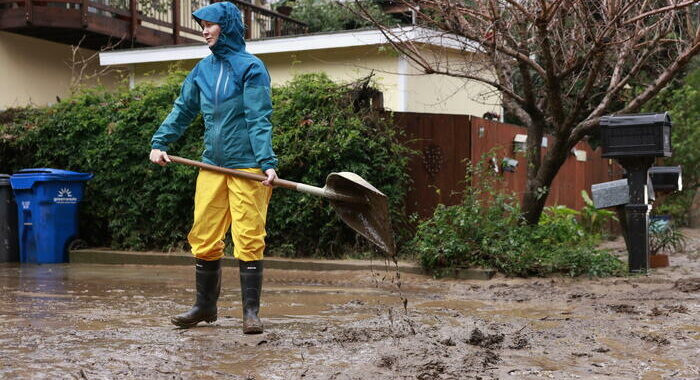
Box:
[168,155,396,256]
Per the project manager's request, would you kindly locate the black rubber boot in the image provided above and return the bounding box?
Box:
[239,260,263,334]
[171,258,221,328]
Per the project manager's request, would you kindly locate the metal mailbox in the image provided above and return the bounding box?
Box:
[591,178,655,209]
[648,166,682,193]
[592,179,629,209]
[600,112,672,158]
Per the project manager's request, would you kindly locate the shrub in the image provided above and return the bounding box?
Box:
[411,160,625,277]
[0,72,411,256]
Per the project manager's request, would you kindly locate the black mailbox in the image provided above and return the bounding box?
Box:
[649,166,682,193]
[600,112,672,158]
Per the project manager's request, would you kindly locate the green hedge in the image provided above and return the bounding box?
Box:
[0,72,411,256]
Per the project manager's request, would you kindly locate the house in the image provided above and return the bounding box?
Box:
[98,26,503,117]
[0,0,304,109]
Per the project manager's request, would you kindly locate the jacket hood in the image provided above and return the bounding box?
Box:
[193,2,246,56]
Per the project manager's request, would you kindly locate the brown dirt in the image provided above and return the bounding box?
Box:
[0,228,698,379]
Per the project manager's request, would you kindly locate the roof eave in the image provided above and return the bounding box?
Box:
[99,26,480,66]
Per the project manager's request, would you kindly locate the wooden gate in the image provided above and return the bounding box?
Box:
[394,112,471,217]
[395,113,623,218]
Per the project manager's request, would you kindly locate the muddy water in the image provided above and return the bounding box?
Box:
[1,233,699,379]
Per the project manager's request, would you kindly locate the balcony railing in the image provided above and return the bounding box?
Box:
[0,0,308,49]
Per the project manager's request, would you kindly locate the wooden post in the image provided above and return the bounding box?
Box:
[25,0,33,24]
[274,18,281,37]
[244,7,251,40]
[81,0,88,27]
[130,0,137,41]
[172,0,180,44]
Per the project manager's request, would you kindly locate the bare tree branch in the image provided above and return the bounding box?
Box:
[67,34,125,91]
[624,0,700,25]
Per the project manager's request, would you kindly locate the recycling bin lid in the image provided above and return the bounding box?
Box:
[10,168,94,190]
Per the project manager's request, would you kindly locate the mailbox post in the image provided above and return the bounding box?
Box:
[600,112,672,273]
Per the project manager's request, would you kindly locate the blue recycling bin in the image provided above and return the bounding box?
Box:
[10,169,93,264]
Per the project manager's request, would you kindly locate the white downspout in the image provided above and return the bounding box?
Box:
[397,54,409,112]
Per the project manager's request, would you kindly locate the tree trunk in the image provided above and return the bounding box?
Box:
[521,139,571,225]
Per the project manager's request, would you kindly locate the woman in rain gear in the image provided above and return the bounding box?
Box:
[149,1,277,334]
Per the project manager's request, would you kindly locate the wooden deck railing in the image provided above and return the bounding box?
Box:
[0,0,307,46]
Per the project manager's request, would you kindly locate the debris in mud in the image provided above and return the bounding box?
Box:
[481,349,500,366]
[592,347,610,353]
[376,354,397,369]
[674,277,700,292]
[508,335,529,350]
[493,290,512,298]
[648,307,667,317]
[466,328,504,348]
[666,304,689,313]
[338,300,365,309]
[568,292,597,300]
[649,304,689,316]
[331,325,404,344]
[292,339,316,347]
[416,359,446,380]
[265,332,281,343]
[438,335,456,346]
[607,304,639,314]
[462,349,501,370]
[508,369,557,377]
[640,334,670,345]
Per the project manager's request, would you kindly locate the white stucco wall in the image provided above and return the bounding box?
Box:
[0,31,122,110]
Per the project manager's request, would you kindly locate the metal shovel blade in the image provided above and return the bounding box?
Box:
[325,172,396,256]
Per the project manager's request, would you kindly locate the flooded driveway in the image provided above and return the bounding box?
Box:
[1,232,699,379]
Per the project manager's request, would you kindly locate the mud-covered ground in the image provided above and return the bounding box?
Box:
[1,229,699,379]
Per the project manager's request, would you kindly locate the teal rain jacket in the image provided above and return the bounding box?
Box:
[151,2,278,171]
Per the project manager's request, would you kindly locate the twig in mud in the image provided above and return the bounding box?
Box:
[370,254,410,314]
[539,315,570,321]
[79,369,89,380]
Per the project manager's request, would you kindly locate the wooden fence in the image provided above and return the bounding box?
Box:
[395,112,624,218]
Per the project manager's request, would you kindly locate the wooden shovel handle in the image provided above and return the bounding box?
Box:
[168,155,299,191]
